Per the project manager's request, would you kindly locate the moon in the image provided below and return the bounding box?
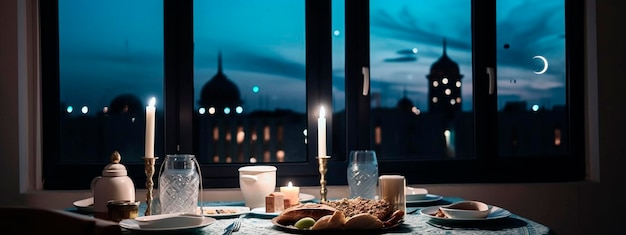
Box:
[532,55,548,74]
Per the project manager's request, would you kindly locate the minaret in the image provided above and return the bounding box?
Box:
[425,38,463,119]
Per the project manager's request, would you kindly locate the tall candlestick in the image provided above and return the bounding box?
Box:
[145,97,156,159]
[318,106,326,158]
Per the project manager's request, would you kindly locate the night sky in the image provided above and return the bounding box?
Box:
[58,0,565,115]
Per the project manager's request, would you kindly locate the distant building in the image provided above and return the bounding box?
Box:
[426,38,463,120]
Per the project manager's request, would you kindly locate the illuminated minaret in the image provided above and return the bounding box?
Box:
[426,38,463,119]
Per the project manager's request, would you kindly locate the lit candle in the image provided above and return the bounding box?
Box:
[318,106,326,158]
[280,181,300,207]
[145,97,156,159]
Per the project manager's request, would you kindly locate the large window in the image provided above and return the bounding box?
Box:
[42,0,585,190]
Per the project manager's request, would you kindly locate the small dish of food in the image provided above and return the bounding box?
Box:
[438,200,491,219]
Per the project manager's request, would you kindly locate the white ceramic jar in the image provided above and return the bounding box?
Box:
[91,151,135,220]
[238,165,277,208]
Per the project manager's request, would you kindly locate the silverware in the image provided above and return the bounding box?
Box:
[222,214,244,235]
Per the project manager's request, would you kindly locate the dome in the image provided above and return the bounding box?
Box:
[199,51,242,109]
[109,94,142,114]
[427,39,463,78]
[396,97,414,111]
[396,88,414,111]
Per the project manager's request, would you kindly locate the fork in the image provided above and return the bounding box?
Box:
[231,217,242,233]
[223,214,244,235]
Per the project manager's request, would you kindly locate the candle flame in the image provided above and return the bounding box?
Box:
[148,97,156,107]
[319,106,325,118]
[288,181,293,187]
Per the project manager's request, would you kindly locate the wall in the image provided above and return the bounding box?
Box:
[2,0,625,234]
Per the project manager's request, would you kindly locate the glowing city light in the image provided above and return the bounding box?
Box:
[252,85,260,93]
[224,107,231,114]
[198,107,206,115]
[532,104,540,112]
[81,105,89,114]
[66,106,73,114]
[235,106,243,114]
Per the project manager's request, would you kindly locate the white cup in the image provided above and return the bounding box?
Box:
[379,175,406,215]
[238,165,277,208]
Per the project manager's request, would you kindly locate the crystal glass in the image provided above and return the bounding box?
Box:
[158,154,200,214]
[347,150,379,199]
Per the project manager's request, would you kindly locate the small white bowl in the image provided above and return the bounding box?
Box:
[439,201,491,219]
[405,187,428,201]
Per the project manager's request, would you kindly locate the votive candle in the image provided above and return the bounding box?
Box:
[280,181,300,206]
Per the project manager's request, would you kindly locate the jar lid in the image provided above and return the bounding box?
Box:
[102,151,128,177]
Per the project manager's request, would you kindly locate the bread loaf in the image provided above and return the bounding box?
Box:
[274,203,337,225]
[310,211,346,230]
[344,213,384,230]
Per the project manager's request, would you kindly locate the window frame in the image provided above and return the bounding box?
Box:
[338,0,586,184]
[41,0,586,190]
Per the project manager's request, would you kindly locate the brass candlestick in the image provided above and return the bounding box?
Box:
[143,157,157,216]
[317,156,330,202]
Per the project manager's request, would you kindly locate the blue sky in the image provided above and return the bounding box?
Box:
[59,0,565,115]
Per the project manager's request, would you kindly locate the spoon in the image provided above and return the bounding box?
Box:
[439,201,490,219]
[135,213,204,228]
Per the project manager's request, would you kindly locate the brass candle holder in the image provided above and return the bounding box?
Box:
[143,157,157,216]
[317,156,330,202]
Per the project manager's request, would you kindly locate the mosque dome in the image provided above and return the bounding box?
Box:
[396,88,415,111]
[199,51,242,110]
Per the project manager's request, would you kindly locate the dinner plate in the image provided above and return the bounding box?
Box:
[406,194,443,204]
[119,216,216,232]
[299,193,315,202]
[420,205,512,222]
[72,197,94,213]
[249,207,279,217]
[198,206,250,218]
[270,217,403,233]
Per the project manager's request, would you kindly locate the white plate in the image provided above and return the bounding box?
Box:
[120,217,216,232]
[72,197,94,213]
[250,207,280,217]
[420,205,512,221]
[299,193,315,202]
[198,206,250,218]
[406,194,443,204]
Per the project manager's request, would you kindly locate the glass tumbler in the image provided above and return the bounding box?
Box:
[347,150,379,199]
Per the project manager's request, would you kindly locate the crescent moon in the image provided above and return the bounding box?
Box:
[532,55,548,74]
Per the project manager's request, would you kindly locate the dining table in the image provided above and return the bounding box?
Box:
[95,195,556,235]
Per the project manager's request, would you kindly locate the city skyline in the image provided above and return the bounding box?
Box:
[58,0,565,116]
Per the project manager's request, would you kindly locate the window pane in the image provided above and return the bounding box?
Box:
[369,0,474,160]
[58,0,164,163]
[496,0,568,157]
[193,0,307,164]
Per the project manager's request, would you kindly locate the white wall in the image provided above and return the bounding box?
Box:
[2,0,625,234]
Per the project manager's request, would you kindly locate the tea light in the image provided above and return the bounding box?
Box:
[280,181,300,206]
